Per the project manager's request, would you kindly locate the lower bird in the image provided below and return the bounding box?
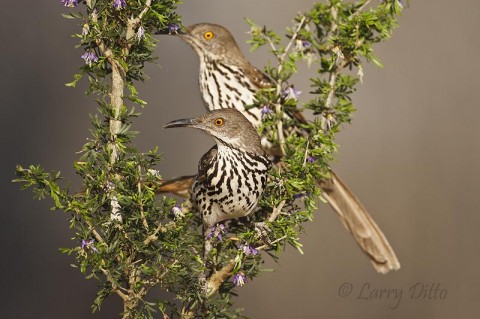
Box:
[164,108,271,255]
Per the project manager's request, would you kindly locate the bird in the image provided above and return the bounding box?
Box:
[161,23,400,273]
[163,109,271,252]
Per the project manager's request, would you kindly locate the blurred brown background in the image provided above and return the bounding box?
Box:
[1,0,479,318]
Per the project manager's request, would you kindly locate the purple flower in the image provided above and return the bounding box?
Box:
[170,204,181,214]
[113,0,126,9]
[206,224,227,241]
[170,204,183,218]
[293,193,304,199]
[240,244,258,256]
[233,273,247,286]
[81,50,99,66]
[261,105,272,116]
[168,24,180,34]
[61,0,78,7]
[103,180,115,192]
[206,229,213,239]
[81,239,90,249]
[82,23,90,37]
[307,156,315,163]
[283,86,302,101]
[302,40,312,49]
[81,239,98,253]
[294,191,311,199]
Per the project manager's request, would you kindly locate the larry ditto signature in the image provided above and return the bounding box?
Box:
[337,282,447,309]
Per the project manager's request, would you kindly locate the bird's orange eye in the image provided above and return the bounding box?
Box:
[203,31,214,40]
[214,118,224,126]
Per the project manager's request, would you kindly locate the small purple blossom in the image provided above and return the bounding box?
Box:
[168,24,180,34]
[293,193,304,199]
[170,204,184,218]
[104,180,115,192]
[81,239,90,249]
[61,0,78,7]
[206,224,227,241]
[82,23,90,37]
[302,40,312,49]
[294,191,311,199]
[81,50,99,67]
[113,0,127,9]
[81,239,98,253]
[283,86,302,101]
[307,156,315,163]
[261,105,272,117]
[232,273,247,286]
[170,204,181,213]
[240,244,258,256]
[296,39,312,52]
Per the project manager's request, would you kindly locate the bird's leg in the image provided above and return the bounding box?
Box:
[203,223,226,262]
[198,225,211,292]
[202,223,227,294]
[203,234,213,263]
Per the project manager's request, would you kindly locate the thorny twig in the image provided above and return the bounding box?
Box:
[264,16,308,156]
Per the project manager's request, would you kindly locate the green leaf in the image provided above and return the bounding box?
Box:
[65,73,84,88]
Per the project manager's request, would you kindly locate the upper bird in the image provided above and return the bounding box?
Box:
[172,23,400,273]
[178,23,270,126]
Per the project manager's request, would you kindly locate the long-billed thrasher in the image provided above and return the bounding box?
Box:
[160,23,400,273]
[164,108,271,255]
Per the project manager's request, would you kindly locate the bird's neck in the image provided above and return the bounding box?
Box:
[214,138,265,159]
[214,140,270,171]
[198,58,263,127]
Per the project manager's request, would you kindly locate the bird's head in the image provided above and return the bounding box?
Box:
[164,109,264,155]
[178,23,244,63]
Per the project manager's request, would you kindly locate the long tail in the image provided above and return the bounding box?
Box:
[319,170,400,273]
[157,175,196,198]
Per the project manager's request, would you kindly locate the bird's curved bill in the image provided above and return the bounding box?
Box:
[163,118,198,129]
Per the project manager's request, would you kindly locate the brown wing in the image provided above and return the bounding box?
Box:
[319,170,401,274]
[243,62,308,125]
[197,145,218,184]
[156,146,218,198]
[242,62,272,89]
[157,175,196,198]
